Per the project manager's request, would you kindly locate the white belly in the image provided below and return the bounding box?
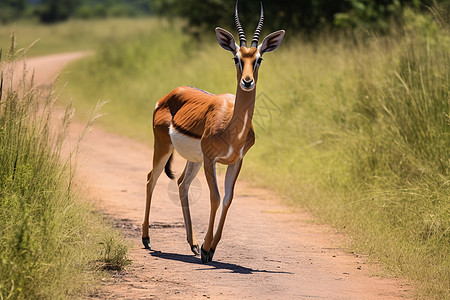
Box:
[169,125,203,162]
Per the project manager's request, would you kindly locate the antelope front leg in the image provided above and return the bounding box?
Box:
[142,144,173,249]
[211,159,243,251]
[178,161,202,255]
[201,157,220,263]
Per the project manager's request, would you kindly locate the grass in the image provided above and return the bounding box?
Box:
[58,13,449,299]
[0,18,166,57]
[0,36,129,298]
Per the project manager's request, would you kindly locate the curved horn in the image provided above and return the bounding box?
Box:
[235,0,247,47]
[251,1,264,48]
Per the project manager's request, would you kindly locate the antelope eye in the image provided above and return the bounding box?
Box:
[257,57,263,64]
[233,57,239,64]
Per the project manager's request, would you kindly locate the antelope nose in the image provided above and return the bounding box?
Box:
[242,78,254,89]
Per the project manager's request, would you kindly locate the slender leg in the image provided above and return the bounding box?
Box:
[178,161,202,255]
[142,143,173,249]
[211,159,243,251]
[201,157,220,263]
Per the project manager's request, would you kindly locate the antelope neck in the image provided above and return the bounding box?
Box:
[228,87,255,141]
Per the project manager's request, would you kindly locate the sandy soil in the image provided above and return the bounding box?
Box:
[23,52,411,299]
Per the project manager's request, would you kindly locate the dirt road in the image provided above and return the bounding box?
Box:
[26,53,410,299]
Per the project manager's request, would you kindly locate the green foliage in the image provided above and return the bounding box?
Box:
[0,0,154,24]
[153,0,445,34]
[0,0,27,23]
[152,0,348,35]
[62,10,449,298]
[335,0,405,29]
[0,36,129,298]
[75,0,153,19]
[2,0,449,31]
[37,0,82,23]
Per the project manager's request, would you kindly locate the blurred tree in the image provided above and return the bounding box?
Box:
[75,0,153,19]
[1,0,447,27]
[37,0,82,23]
[0,0,27,23]
[0,0,154,23]
[334,0,419,30]
[152,0,448,34]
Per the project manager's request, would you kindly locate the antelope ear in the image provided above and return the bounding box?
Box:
[258,30,285,55]
[215,27,238,54]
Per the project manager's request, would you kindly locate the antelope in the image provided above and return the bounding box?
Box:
[142,0,285,263]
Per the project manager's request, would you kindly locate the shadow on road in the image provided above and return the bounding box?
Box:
[148,249,294,275]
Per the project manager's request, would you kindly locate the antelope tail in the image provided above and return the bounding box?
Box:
[164,153,175,180]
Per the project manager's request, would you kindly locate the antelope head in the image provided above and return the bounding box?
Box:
[215,0,285,92]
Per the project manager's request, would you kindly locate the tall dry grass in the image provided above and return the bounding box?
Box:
[0,35,129,299]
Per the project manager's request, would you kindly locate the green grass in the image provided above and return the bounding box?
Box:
[61,13,449,299]
[0,18,167,57]
[0,37,129,299]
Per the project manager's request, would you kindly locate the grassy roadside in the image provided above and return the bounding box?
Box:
[0,38,129,298]
[57,14,449,298]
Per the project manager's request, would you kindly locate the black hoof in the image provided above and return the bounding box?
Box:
[200,244,216,263]
[201,245,208,263]
[191,244,200,256]
[209,248,215,261]
[142,237,150,249]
